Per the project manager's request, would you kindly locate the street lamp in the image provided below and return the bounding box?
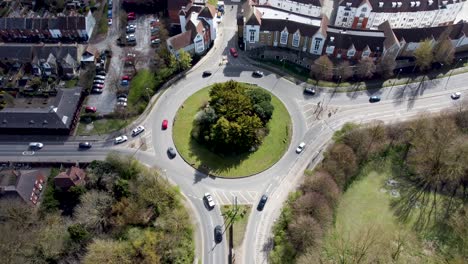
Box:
[145,87,151,101]
[445,58,463,90]
[391,69,402,90]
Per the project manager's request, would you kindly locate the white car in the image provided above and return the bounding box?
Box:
[29,142,44,149]
[204,193,215,209]
[132,125,145,136]
[296,142,306,154]
[117,97,127,103]
[116,101,127,107]
[451,92,461,100]
[114,135,128,144]
[95,75,106,80]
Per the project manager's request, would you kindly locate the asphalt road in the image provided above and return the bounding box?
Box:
[1,2,468,264]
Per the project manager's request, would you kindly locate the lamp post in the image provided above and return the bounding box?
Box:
[145,87,151,101]
[390,68,402,91]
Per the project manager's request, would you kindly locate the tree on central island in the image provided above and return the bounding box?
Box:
[192,81,274,154]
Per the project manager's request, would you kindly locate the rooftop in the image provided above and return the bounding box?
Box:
[256,6,322,26]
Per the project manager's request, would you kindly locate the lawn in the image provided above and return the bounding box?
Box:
[75,117,135,136]
[128,69,156,114]
[221,205,251,249]
[97,3,108,35]
[172,86,292,177]
[321,159,444,263]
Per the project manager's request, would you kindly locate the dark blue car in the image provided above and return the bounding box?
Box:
[108,10,112,18]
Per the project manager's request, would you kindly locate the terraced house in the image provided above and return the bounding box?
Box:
[334,0,466,29]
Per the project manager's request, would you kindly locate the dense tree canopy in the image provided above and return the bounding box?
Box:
[193,81,275,153]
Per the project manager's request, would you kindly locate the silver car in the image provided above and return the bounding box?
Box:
[114,136,128,144]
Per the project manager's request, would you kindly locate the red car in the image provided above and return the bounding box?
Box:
[162,119,168,130]
[230,47,238,57]
[128,12,135,16]
[85,106,97,113]
[122,75,131,81]
[127,14,135,20]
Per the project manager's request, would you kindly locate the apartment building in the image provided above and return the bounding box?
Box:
[256,0,323,17]
[334,0,466,29]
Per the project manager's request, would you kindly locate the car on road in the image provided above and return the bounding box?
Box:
[204,193,215,209]
[369,95,381,103]
[29,142,43,149]
[132,125,145,136]
[304,87,316,95]
[451,92,461,100]
[162,119,168,130]
[108,18,112,25]
[202,71,212,77]
[214,225,223,243]
[296,142,305,154]
[79,142,92,149]
[230,47,238,57]
[252,70,264,77]
[167,147,177,159]
[257,194,268,211]
[85,106,97,113]
[114,136,128,144]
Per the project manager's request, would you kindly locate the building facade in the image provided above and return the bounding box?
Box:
[334,0,466,30]
[257,0,323,17]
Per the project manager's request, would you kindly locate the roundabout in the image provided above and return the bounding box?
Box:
[172,84,292,178]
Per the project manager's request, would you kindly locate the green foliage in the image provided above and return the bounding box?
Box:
[113,178,130,200]
[177,49,192,71]
[128,69,156,112]
[194,81,275,153]
[68,224,91,243]
[332,122,359,142]
[414,39,434,71]
[83,239,133,264]
[311,55,334,81]
[41,168,60,213]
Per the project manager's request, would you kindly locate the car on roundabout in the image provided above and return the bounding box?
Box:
[257,194,268,211]
[252,70,264,77]
[451,92,461,100]
[296,142,306,154]
[304,87,316,95]
[162,119,168,130]
[214,225,223,243]
[114,136,128,144]
[204,193,215,209]
[167,147,177,159]
[132,125,145,136]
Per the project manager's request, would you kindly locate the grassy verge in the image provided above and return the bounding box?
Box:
[76,117,135,136]
[208,0,218,5]
[65,78,78,88]
[173,85,292,177]
[128,69,157,114]
[97,3,108,35]
[221,205,251,248]
[321,159,444,263]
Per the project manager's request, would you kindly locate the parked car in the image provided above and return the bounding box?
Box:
[127,14,135,20]
[117,94,127,99]
[296,142,305,154]
[257,194,268,211]
[230,47,238,57]
[116,101,127,107]
[79,142,92,149]
[451,92,461,100]
[204,193,216,209]
[214,225,223,243]
[93,84,104,89]
[85,106,97,113]
[126,27,135,34]
[167,147,177,159]
[95,75,106,80]
[117,97,127,103]
[151,39,161,45]
[126,34,135,40]
[107,10,112,18]
[202,71,212,77]
[114,136,128,144]
[92,88,103,93]
[369,95,381,103]
[132,125,145,136]
[93,79,105,84]
[29,142,43,149]
[122,75,131,81]
[252,70,264,77]
[162,119,168,130]
[96,69,106,75]
[121,80,129,86]
[108,18,112,25]
[304,87,316,95]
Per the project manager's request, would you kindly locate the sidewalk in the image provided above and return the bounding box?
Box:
[247,56,468,93]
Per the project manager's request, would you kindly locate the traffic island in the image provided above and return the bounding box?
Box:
[172,82,292,178]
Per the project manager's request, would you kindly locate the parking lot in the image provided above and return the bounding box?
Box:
[86,14,157,115]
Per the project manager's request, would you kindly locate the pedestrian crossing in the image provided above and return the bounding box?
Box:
[211,190,259,205]
[297,99,341,129]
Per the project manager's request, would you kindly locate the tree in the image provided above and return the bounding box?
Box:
[311,55,333,81]
[321,143,358,189]
[83,239,133,264]
[29,77,42,89]
[75,190,114,233]
[335,61,353,81]
[287,215,323,252]
[301,171,341,208]
[292,192,333,227]
[356,57,376,79]
[68,224,91,243]
[433,27,455,65]
[414,39,434,71]
[177,49,192,71]
[376,55,397,79]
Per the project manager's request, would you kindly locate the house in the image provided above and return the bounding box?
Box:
[334,0,466,30]
[256,0,324,18]
[167,3,217,56]
[0,87,84,135]
[54,166,86,190]
[0,169,46,206]
[0,11,95,43]
[81,46,98,64]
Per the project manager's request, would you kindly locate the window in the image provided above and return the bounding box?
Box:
[249,30,255,43]
[280,30,289,45]
[344,12,349,16]
[342,17,348,22]
[362,50,370,57]
[314,38,322,51]
[292,32,300,47]
[347,49,355,57]
[361,7,367,12]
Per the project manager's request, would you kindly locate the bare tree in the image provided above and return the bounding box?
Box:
[301,170,341,208]
[376,55,397,79]
[414,39,434,71]
[356,57,376,79]
[335,61,353,81]
[433,27,455,65]
[311,55,334,81]
[287,215,323,252]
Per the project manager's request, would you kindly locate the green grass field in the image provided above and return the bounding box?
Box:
[221,205,251,249]
[321,159,444,263]
[76,117,135,136]
[172,86,292,177]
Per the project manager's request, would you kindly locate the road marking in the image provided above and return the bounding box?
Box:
[265,183,273,193]
[22,151,35,156]
[247,191,258,200]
